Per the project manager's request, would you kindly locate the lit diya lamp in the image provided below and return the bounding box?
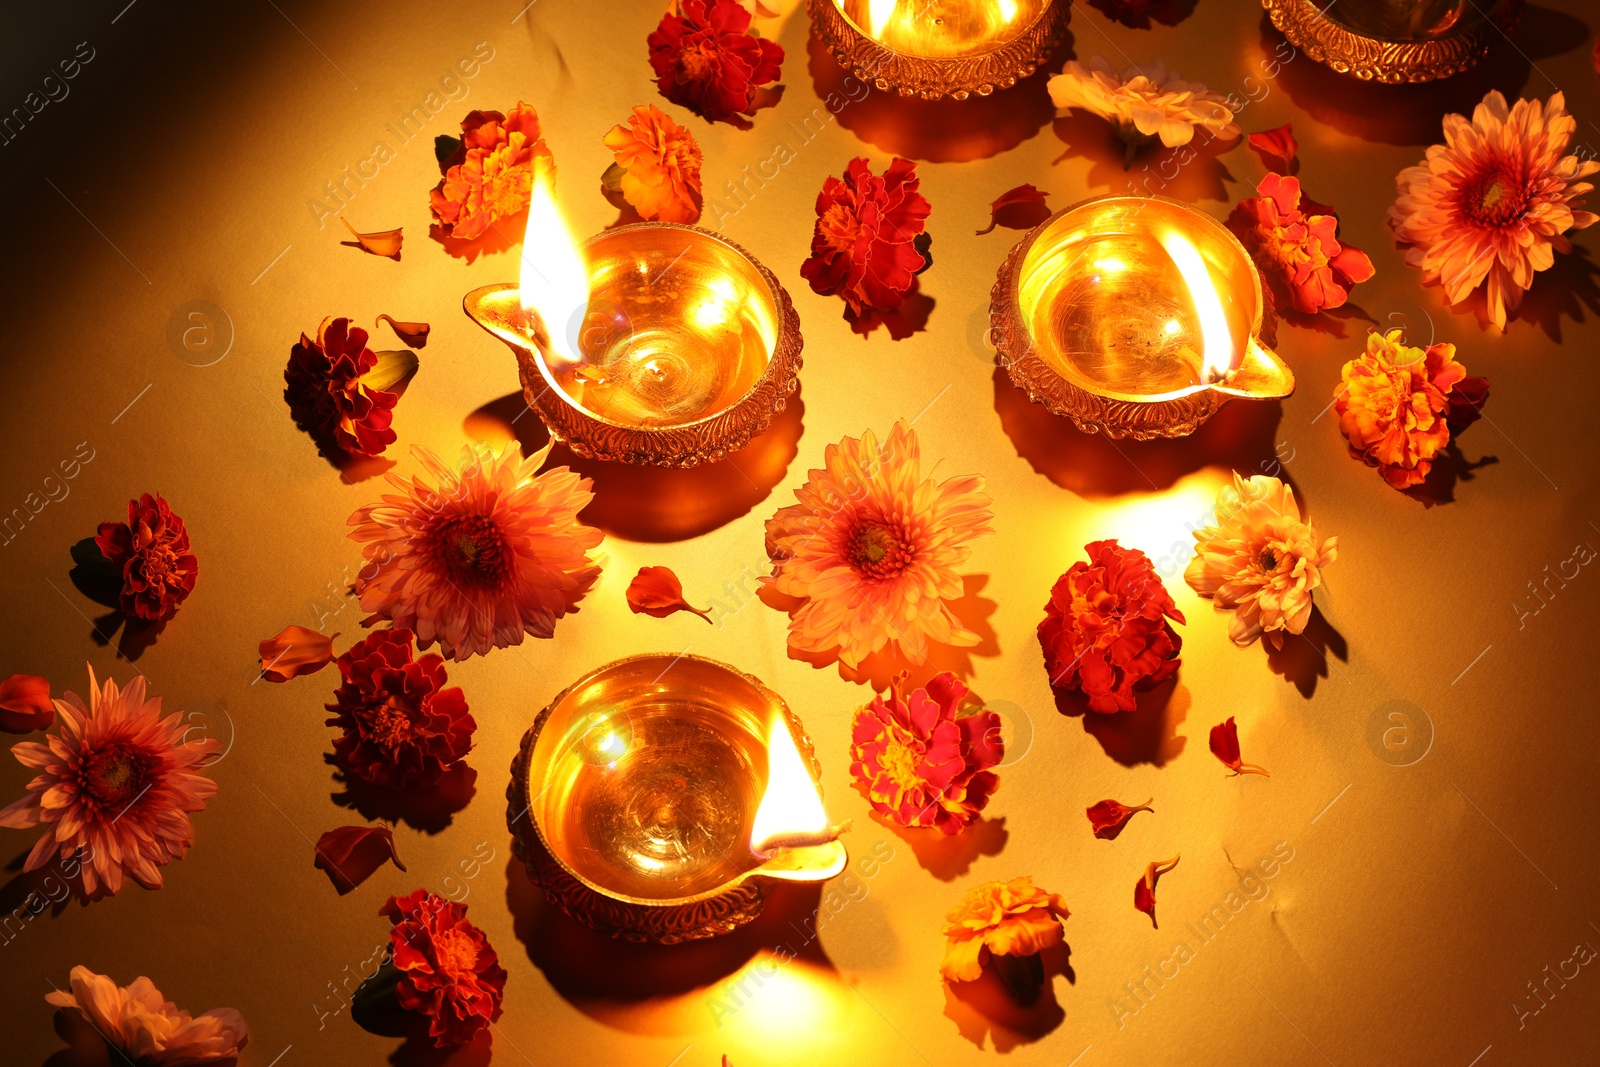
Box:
[507,654,848,943]
[1263,0,1523,83]
[990,195,1294,440]
[809,0,1067,100]
[465,173,802,467]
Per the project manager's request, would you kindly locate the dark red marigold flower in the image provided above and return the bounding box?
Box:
[95,493,198,623]
[284,316,399,458]
[381,888,506,1048]
[326,628,474,789]
[647,0,783,125]
[801,157,931,315]
[1038,539,1184,714]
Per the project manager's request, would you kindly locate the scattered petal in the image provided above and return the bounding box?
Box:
[340,217,403,259]
[1134,855,1180,928]
[626,566,712,623]
[977,184,1052,236]
[1086,797,1152,840]
[314,825,407,894]
[1447,374,1492,431]
[377,315,430,349]
[258,625,338,682]
[1209,717,1270,777]
[1247,123,1298,173]
[0,674,53,733]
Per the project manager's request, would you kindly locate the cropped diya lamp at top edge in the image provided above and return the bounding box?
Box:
[464,172,802,468]
[507,653,848,944]
[1262,0,1524,83]
[809,0,1068,100]
[990,194,1295,441]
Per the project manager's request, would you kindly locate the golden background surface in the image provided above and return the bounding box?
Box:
[3,1,1600,1065]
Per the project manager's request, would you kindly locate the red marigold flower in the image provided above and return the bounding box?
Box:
[430,102,553,241]
[284,317,400,458]
[801,157,931,316]
[849,672,1002,835]
[95,493,198,623]
[381,889,506,1048]
[326,628,474,789]
[1038,539,1184,714]
[1227,173,1375,315]
[0,674,54,733]
[1086,797,1153,840]
[647,0,783,125]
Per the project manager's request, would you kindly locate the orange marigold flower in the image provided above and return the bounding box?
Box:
[1184,474,1336,649]
[940,877,1070,983]
[603,104,703,224]
[762,421,993,669]
[1227,174,1375,315]
[849,672,1002,835]
[430,102,553,242]
[1390,90,1599,329]
[1334,328,1491,490]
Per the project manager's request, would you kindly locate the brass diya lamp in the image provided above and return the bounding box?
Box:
[507,653,848,944]
[809,0,1068,100]
[1263,0,1523,83]
[465,173,802,467]
[990,195,1294,440]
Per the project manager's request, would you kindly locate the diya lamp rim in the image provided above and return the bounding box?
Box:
[1261,0,1524,84]
[512,650,834,911]
[462,220,798,435]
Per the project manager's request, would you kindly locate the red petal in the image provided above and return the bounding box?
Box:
[314,825,407,894]
[1086,797,1153,840]
[626,566,711,623]
[1247,124,1298,174]
[1134,855,1180,928]
[1209,717,1269,777]
[0,674,54,733]
[977,184,1051,236]
[259,625,338,682]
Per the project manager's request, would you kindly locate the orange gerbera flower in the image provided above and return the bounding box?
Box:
[430,102,554,242]
[1334,329,1491,490]
[1390,90,1599,328]
[603,105,703,224]
[940,877,1070,983]
[762,421,993,669]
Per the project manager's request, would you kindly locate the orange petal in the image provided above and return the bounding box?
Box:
[313,825,406,895]
[377,315,430,349]
[626,566,712,623]
[1247,123,1298,174]
[258,625,337,682]
[977,184,1051,236]
[0,674,54,733]
[340,217,403,259]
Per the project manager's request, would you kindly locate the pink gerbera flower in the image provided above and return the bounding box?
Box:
[349,442,603,661]
[1390,90,1599,329]
[0,668,220,895]
[763,420,994,669]
[46,965,248,1065]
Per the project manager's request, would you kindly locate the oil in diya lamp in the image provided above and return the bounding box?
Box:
[809,0,1068,100]
[464,172,802,467]
[506,653,848,944]
[1263,0,1524,83]
[990,195,1294,441]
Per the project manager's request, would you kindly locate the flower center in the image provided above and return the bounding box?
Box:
[430,927,479,979]
[429,514,510,589]
[80,744,152,807]
[880,735,925,792]
[848,521,912,580]
[368,697,417,752]
[1259,548,1280,572]
[678,39,718,82]
[1461,165,1529,228]
[819,203,862,255]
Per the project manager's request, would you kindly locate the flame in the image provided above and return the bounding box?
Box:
[866,0,898,38]
[749,712,829,854]
[1159,229,1233,384]
[997,0,1018,21]
[519,166,588,365]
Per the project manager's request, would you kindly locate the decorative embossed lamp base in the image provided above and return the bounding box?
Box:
[507,654,846,944]
[465,223,802,468]
[808,0,1067,100]
[1263,0,1523,83]
[990,195,1294,440]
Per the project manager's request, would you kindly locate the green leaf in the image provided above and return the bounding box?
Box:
[361,350,419,395]
[70,536,118,578]
[434,134,462,166]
